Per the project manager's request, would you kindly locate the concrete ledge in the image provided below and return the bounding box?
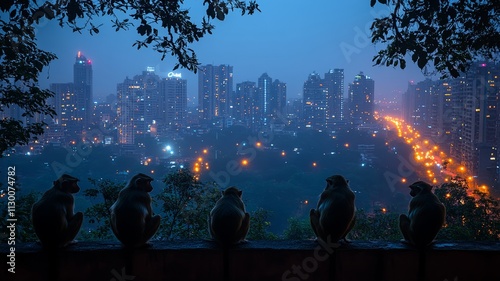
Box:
[1,240,499,281]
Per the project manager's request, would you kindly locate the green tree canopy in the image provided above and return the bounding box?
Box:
[0,0,259,155]
[82,178,124,240]
[434,177,500,241]
[156,168,220,240]
[371,0,500,77]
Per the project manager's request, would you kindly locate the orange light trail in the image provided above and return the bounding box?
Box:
[382,115,489,195]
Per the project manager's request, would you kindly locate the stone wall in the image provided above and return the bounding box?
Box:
[1,240,499,281]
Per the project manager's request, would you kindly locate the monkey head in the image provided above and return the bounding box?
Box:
[133,173,154,192]
[54,174,80,193]
[223,186,242,198]
[409,181,433,197]
[325,175,349,189]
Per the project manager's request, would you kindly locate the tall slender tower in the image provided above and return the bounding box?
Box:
[258,73,273,125]
[272,79,287,117]
[73,51,93,129]
[324,69,344,126]
[198,64,233,124]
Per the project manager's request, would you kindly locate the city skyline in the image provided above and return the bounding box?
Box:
[35,1,427,101]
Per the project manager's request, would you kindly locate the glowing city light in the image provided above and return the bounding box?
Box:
[382,115,490,195]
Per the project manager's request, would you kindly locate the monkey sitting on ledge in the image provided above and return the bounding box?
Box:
[209,186,250,246]
[400,181,446,248]
[110,173,161,247]
[310,175,356,245]
[32,174,83,248]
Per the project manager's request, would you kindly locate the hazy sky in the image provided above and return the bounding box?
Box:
[35,1,427,102]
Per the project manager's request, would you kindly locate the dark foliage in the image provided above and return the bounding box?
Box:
[156,168,220,240]
[82,178,123,240]
[371,0,500,78]
[248,207,278,240]
[434,177,500,241]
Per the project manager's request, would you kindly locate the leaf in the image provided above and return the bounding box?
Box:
[0,0,15,12]
[206,2,215,18]
[411,53,418,62]
[417,57,427,69]
[137,25,146,36]
[400,59,406,69]
[44,7,55,20]
[216,8,225,21]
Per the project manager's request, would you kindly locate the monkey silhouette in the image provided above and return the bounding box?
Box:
[209,186,250,245]
[310,175,356,244]
[32,174,83,248]
[400,181,446,248]
[110,173,161,247]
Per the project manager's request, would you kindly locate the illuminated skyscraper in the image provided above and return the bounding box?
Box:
[273,79,287,117]
[303,72,328,130]
[50,83,77,137]
[234,81,257,127]
[324,69,344,126]
[257,73,273,125]
[450,62,500,187]
[159,75,187,131]
[198,64,233,124]
[117,69,160,144]
[348,72,375,124]
[73,51,93,129]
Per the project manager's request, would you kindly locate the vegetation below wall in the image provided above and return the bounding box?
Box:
[1,168,498,244]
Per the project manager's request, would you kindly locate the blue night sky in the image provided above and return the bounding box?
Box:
[36,1,427,102]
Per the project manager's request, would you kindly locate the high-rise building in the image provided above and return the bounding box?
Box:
[257,73,274,125]
[159,75,187,131]
[348,72,375,124]
[429,81,454,143]
[303,72,328,130]
[73,51,93,129]
[198,64,233,124]
[49,83,78,138]
[324,69,344,126]
[46,52,93,142]
[402,79,433,133]
[405,62,500,190]
[450,62,500,187]
[234,81,257,127]
[117,69,160,144]
[272,79,287,118]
